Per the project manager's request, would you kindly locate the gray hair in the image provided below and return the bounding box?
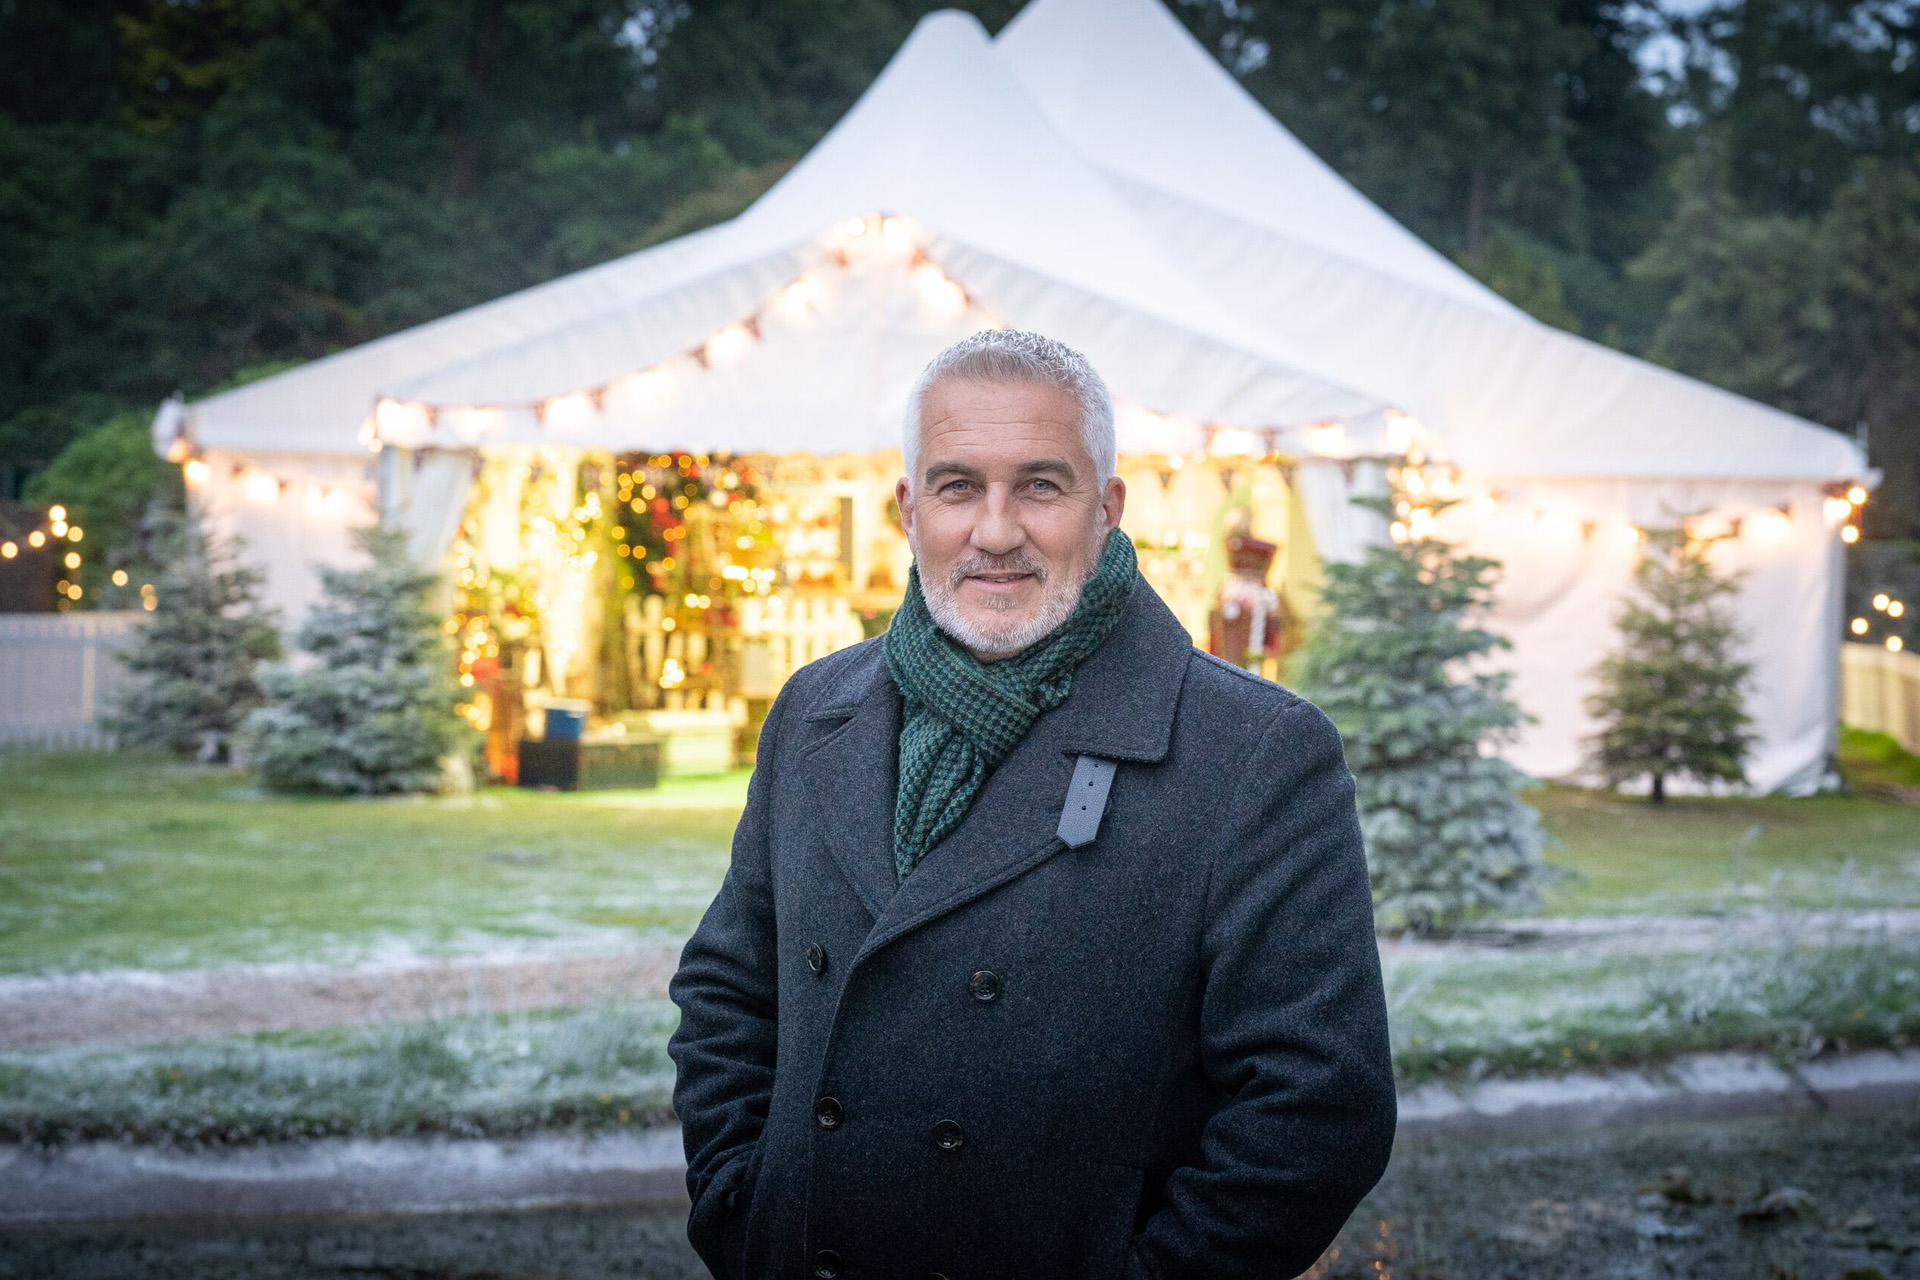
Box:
[902,330,1116,489]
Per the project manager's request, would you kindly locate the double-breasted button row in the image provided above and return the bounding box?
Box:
[805,941,827,975]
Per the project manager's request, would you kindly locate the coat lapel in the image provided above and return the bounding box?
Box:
[856,578,1195,961]
[796,643,901,919]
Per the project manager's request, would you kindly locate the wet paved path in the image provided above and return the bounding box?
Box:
[2,1106,1913,1279]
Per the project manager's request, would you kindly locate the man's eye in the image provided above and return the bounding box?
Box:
[1030,478,1058,492]
[941,480,972,495]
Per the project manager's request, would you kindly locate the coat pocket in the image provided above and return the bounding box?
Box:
[721,1143,766,1280]
[1082,1163,1147,1280]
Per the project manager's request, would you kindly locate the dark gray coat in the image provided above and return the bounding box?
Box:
[669,579,1394,1280]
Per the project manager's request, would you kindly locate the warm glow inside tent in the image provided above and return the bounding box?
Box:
[159,2,1869,793]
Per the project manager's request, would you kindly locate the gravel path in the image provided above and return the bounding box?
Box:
[1378,906,1920,958]
[4,907,1915,1053]
[0,949,679,1051]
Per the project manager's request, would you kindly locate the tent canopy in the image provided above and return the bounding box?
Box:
[181,11,1386,463]
[997,0,1868,484]
[176,0,1868,487]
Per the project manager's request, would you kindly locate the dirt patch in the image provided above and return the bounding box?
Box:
[0,950,679,1051]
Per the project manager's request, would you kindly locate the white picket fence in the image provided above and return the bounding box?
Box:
[0,612,147,748]
[1841,641,1920,755]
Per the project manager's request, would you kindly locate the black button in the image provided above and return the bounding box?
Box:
[932,1119,965,1151]
[806,941,826,975]
[968,970,1002,1002]
[815,1096,844,1130]
[812,1250,845,1279]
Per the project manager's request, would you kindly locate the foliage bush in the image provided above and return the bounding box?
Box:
[109,517,280,760]
[244,524,462,794]
[1586,529,1755,801]
[1293,469,1549,931]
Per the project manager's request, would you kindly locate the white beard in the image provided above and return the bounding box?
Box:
[914,529,1103,660]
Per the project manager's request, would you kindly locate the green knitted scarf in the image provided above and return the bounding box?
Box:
[883,529,1136,881]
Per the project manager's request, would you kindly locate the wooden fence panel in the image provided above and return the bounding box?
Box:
[1841,641,1920,755]
[0,612,147,749]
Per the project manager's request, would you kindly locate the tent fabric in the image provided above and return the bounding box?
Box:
[997,0,1523,315]
[185,222,747,456]
[1108,181,1866,481]
[997,0,1868,485]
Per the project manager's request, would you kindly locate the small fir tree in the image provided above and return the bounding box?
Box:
[245,525,462,794]
[1293,469,1548,932]
[111,517,281,760]
[1586,529,1754,802]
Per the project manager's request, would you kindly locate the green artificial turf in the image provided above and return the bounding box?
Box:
[0,751,747,976]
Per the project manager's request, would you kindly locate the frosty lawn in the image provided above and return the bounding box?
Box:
[0,751,749,976]
[6,746,1919,976]
[3,744,1918,1149]
[3,934,1914,1148]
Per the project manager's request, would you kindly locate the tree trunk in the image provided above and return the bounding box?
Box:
[446,0,507,199]
[1650,772,1666,804]
[1466,165,1490,261]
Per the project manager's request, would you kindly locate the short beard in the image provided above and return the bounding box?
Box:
[917,533,1102,661]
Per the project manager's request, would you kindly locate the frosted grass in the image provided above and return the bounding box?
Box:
[0,1001,679,1148]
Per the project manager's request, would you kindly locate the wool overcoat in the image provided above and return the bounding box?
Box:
[669,578,1395,1280]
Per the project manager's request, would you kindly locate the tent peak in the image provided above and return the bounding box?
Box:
[997,0,1522,315]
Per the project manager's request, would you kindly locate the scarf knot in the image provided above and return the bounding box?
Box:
[884,530,1136,881]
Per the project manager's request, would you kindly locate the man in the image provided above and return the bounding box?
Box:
[669,330,1395,1280]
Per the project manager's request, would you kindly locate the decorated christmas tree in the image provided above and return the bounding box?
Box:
[245,524,462,794]
[1586,528,1754,802]
[1293,466,1547,932]
[110,517,281,760]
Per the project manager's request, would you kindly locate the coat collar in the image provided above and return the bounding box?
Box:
[796,574,1194,942]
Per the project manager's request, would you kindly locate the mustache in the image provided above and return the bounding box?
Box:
[947,549,1048,589]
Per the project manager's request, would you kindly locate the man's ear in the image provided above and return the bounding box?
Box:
[1101,475,1127,535]
[895,475,915,540]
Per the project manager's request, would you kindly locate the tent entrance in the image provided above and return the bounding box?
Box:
[446,446,1316,782]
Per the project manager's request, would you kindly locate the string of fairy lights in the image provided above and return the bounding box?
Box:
[144,208,1875,573]
[362,214,984,451]
[1852,590,1911,652]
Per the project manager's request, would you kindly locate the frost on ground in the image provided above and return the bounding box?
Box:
[1386,914,1920,1085]
[0,1002,680,1148]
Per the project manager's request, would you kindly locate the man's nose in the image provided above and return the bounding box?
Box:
[971,487,1026,556]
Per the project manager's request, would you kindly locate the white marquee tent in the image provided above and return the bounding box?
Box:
[160,0,1870,793]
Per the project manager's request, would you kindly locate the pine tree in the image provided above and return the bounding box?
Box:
[110,517,281,760]
[1586,529,1754,802]
[1293,469,1548,932]
[245,525,463,795]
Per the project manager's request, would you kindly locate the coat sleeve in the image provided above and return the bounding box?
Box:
[668,683,792,1276]
[1128,697,1396,1280]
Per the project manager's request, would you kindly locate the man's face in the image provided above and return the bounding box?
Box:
[897,377,1126,660]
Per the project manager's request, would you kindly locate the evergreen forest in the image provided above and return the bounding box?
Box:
[5,0,1919,554]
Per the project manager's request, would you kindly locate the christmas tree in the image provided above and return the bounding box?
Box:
[1586,528,1754,802]
[1293,466,1548,932]
[245,524,463,794]
[110,517,281,760]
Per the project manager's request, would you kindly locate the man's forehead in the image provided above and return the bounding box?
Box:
[918,379,1089,467]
